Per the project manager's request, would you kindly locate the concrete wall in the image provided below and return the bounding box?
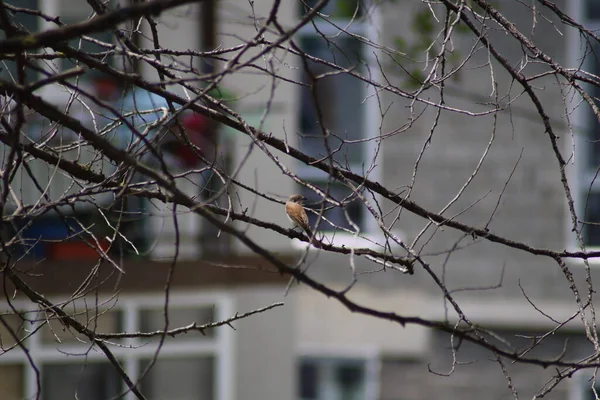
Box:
[233,285,296,400]
[375,0,573,300]
[295,286,428,358]
[380,329,592,400]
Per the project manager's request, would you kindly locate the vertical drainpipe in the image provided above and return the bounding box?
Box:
[201,0,216,74]
[199,0,233,254]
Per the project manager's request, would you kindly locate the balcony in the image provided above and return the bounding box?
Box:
[1,84,231,262]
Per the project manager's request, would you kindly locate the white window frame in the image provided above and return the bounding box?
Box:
[295,1,383,239]
[297,344,380,400]
[0,291,235,400]
[566,0,600,255]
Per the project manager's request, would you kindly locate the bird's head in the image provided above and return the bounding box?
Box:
[288,194,306,204]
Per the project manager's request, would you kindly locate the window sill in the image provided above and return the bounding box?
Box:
[565,252,600,266]
[291,230,405,251]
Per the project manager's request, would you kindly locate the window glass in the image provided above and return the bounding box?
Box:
[57,0,116,79]
[297,2,370,231]
[0,0,38,83]
[584,381,600,400]
[300,181,364,232]
[585,42,600,170]
[582,192,600,246]
[299,0,364,19]
[42,362,121,400]
[299,360,318,399]
[139,357,215,400]
[298,358,367,400]
[586,1,600,20]
[298,34,365,168]
[581,40,600,246]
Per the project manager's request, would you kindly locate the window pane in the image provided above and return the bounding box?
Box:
[298,358,367,400]
[336,363,365,399]
[139,357,214,400]
[0,0,38,83]
[298,34,366,169]
[298,360,318,399]
[587,1,600,20]
[299,0,364,19]
[582,40,600,246]
[0,364,24,400]
[583,191,600,246]
[587,385,600,400]
[58,0,116,79]
[301,181,364,231]
[40,308,122,345]
[586,43,600,170]
[42,362,121,400]
[139,306,216,340]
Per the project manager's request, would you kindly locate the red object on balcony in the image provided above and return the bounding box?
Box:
[179,113,212,167]
[46,240,110,260]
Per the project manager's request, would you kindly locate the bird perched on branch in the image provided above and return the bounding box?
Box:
[285,194,313,239]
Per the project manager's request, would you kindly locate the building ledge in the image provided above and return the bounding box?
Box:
[291,230,405,251]
[5,255,294,296]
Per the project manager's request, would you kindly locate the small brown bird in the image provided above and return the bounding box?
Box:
[285,194,313,238]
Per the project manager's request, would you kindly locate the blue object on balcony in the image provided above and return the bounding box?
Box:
[16,217,80,259]
[114,88,175,151]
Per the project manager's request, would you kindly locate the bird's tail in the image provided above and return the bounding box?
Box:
[304,227,319,246]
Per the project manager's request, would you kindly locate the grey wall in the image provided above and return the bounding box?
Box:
[233,285,296,400]
[373,0,575,301]
[380,329,592,400]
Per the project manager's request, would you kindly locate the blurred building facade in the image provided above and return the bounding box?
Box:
[1,0,600,399]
